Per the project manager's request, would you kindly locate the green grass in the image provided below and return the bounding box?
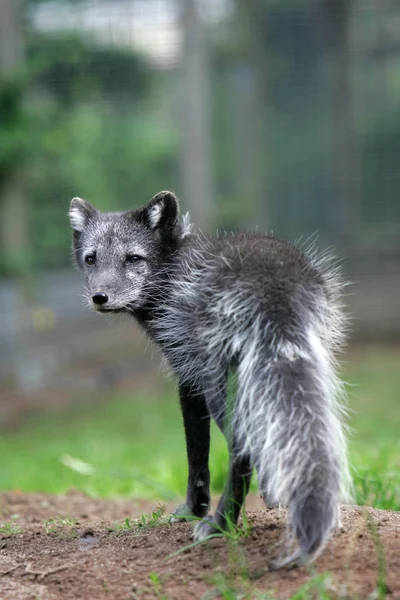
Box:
[0,346,398,511]
[43,516,78,536]
[344,347,400,510]
[0,520,22,536]
[0,379,230,499]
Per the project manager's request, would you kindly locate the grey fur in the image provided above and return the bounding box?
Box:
[70,191,351,567]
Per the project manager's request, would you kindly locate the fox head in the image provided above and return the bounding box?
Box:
[69,191,186,313]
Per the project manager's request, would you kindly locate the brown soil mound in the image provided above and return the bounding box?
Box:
[0,491,398,599]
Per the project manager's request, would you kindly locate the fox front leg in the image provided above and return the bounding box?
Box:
[172,382,211,521]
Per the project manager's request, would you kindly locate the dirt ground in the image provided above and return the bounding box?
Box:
[0,491,398,600]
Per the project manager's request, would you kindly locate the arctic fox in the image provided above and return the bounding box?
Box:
[69,190,350,568]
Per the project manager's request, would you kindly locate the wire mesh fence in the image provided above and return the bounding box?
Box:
[0,0,399,396]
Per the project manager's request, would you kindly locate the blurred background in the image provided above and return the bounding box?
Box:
[0,0,398,506]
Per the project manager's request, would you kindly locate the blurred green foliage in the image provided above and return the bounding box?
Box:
[0,347,398,511]
[26,33,178,270]
[0,29,178,273]
[0,74,31,187]
[1,1,400,273]
[28,33,150,107]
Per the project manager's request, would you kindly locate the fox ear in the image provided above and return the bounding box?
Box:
[144,191,179,231]
[69,197,97,232]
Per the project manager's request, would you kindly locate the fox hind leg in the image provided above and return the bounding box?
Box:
[193,448,252,540]
[194,377,252,540]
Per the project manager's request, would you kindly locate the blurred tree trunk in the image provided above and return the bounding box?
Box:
[0,0,29,269]
[323,0,359,243]
[234,0,268,229]
[374,0,389,109]
[180,0,213,231]
[0,0,23,72]
[0,0,32,391]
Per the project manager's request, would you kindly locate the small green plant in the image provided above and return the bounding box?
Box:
[203,569,275,600]
[202,571,244,600]
[226,506,252,541]
[107,517,135,532]
[0,521,21,536]
[110,504,167,533]
[43,516,78,536]
[137,504,166,529]
[365,512,390,600]
[148,572,169,600]
[289,572,337,599]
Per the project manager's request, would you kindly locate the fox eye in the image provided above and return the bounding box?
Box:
[126,255,142,264]
[85,255,96,266]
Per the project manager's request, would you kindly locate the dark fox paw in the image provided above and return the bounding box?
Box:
[170,503,200,523]
[193,516,221,541]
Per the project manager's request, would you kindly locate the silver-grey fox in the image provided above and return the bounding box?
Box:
[69,190,350,568]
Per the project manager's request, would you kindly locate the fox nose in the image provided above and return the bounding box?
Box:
[92,292,108,306]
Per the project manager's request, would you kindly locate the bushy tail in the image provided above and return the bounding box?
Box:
[234,324,350,567]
